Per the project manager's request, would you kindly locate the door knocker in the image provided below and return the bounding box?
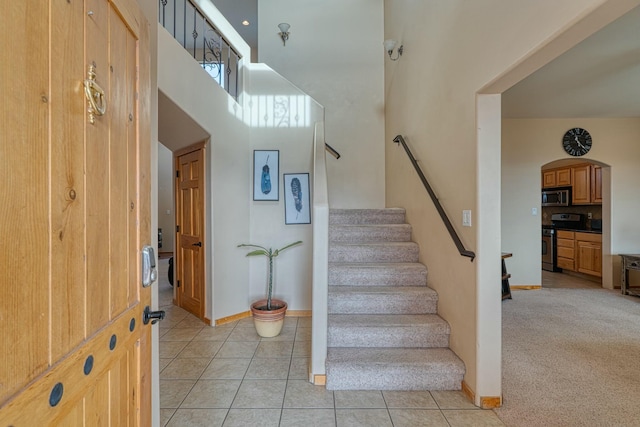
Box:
[83,64,106,124]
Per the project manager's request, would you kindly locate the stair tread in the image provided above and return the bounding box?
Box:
[330,208,406,214]
[330,208,407,225]
[329,285,435,295]
[329,313,447,326]
[332,222,410,227]
[327,347,464,371]
[329,262,426,268]
[332,242,417,247]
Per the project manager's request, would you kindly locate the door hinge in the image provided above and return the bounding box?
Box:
[176,225,180,233]
[176,170,180,178]
[177,280,181,288]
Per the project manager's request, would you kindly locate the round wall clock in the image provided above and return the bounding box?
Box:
[562,127,592,156]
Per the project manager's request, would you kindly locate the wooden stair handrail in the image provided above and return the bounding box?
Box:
[393,135,475,262]
[325,143,340,159]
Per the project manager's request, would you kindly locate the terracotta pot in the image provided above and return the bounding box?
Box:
[250,299,287,338]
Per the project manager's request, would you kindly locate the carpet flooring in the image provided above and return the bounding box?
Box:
[495,276,640,426]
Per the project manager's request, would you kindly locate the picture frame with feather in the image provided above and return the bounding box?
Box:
[253,150,279,201]
[283,173,310,224]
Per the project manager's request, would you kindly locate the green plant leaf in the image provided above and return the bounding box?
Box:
[277,240,302,253]
[245,249,268,257]
[237,243,268,252]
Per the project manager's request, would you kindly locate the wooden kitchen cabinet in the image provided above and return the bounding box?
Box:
[572,164,591,204]
[556,230,575,271]
[575,232,602,277]
[571,163,602,205]
[542,167,571,188]
[591,165,602,203]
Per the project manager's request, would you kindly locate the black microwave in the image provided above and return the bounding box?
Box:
[542,188,571,206]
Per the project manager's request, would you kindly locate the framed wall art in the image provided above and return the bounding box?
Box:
[283,173,311,224]
[253,150,279,201]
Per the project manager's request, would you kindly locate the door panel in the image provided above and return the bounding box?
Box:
[175,146,206,320]
[0,0,50,401]
[0,0,151,424]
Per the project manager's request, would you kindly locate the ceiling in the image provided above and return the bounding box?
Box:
[181,2,639,119]
[210,0,258,55]
[502,6,640,118]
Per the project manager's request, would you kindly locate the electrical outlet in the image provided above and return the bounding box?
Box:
[532,207,538,216]
[462,210,472,227]
[588,212,593,219]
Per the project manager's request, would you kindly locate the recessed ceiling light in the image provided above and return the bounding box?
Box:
[242,20,250,26]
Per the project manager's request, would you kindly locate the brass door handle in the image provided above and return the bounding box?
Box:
[84,64,106,124]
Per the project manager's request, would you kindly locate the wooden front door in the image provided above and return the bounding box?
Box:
[0,0,152,425]
[175,144,206,320]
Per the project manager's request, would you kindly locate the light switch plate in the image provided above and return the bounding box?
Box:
[462,210,472,227]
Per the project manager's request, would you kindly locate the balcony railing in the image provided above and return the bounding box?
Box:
[159,0,241,100]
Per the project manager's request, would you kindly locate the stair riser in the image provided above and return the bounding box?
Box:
[329,245,419,263]
[329,225,412,243]
[328,266,427,287]
[330,209,406,225]
[328,294,437,314]
[328,327,450,348]
[326,367,463,391]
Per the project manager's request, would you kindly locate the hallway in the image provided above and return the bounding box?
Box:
[157,258,505,426]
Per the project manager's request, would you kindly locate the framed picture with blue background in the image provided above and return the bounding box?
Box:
[253,150,279,201]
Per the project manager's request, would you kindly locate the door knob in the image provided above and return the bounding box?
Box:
[143,306,165,325]
[192,242,202,247]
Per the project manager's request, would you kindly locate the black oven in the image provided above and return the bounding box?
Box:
[542,214,586,272]
[542,228,557,272]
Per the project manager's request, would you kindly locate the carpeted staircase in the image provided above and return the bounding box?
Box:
[325,208,465,390]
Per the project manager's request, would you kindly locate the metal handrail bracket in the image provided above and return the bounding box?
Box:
[393,135,475,261]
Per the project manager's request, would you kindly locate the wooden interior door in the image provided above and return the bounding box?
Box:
[0,0,152,424]
[175,144,206,320]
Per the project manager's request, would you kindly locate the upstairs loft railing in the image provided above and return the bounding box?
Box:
[393,135,475,261]
[159,0,241,100]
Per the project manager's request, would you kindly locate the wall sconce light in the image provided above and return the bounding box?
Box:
[384,39,403,61]
[278,23,290,46]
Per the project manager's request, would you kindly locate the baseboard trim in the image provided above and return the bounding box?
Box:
[286,310,311,317]
[215,309,310,326]
[461,381,502,408]
[215,311,251,325]
[204,316,212,326]
[480,396,502,409]
[461,381,475,403]
[511,285,542,290]
[313,375,326,385]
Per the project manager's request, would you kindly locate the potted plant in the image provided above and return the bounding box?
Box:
[238,240,302,337]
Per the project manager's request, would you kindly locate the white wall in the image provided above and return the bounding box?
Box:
[158,28,252,321]
[258,0,385,209]
[244,63,324,311]
[157,20,324,319]
[502,118,640,289]
[383,0,627,404]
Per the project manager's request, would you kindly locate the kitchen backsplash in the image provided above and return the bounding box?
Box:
[542,205,602,229]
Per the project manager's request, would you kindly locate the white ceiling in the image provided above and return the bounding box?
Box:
[502,6,640,118]
[170,2,639,120]
[210,0,258,54]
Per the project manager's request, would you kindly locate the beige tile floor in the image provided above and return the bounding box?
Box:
[157,257,505,426]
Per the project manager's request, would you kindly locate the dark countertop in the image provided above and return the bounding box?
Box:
[554,227,602,234]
